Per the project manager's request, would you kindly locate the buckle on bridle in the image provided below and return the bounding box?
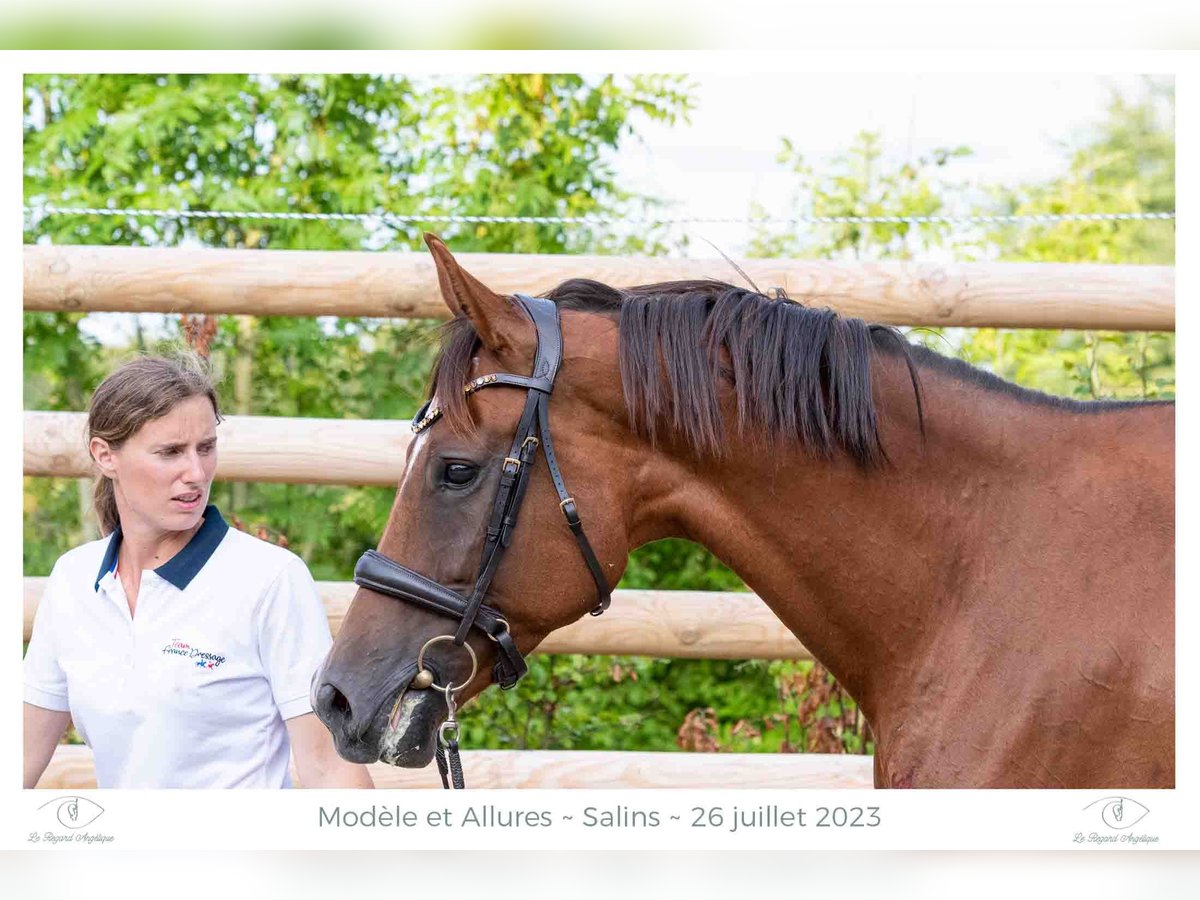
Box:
[502,457,521,475]
[559,496,580,526]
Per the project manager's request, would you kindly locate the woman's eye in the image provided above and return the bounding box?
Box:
[443,463,477,486]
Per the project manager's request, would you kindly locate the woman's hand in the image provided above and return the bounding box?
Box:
[286,712,375,788]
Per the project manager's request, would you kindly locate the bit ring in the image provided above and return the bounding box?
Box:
[415,634,478,694]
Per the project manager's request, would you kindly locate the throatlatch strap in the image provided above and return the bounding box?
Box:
[536,396,612,615]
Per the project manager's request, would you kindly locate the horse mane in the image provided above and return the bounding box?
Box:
[429,277,1171,467]
[430,278,923,469]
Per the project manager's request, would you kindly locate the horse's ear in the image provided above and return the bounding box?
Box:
[424,233,532,358]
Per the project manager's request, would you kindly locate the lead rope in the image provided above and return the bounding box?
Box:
[434,684,466,789]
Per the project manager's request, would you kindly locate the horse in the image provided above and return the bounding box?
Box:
[311,234,1174,788]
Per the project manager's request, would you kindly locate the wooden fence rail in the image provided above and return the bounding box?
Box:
[23,578,811,661]
[25,411,411,485]
[38,745,875,789]
[24,245,1175,330]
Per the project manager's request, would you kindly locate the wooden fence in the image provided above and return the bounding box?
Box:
[25,411,412,485]
[23,578,810,660]
[23,245,1176,788]
[38,745,875,790]
[24,245,1175,330]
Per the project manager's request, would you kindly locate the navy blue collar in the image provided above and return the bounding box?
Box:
[94,505,230,592]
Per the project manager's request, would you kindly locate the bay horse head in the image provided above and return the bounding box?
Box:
[312,235,641,766]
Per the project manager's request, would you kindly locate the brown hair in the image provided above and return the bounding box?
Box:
[87,353,222,536]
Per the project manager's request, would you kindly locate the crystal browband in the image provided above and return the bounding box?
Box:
[412,374,501,434]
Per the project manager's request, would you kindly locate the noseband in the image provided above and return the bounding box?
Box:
[352,294,612,693]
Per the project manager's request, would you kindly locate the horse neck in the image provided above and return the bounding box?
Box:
[626,352,1065,721]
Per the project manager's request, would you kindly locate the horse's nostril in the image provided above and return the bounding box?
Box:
[316,682,352,723]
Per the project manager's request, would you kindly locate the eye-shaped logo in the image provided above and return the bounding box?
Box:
[38,796,105,829]
[1083,796,1150,830]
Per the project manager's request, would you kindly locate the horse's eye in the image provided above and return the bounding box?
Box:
[442,462,478,487]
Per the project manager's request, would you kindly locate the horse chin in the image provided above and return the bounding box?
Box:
[377,687,444,768]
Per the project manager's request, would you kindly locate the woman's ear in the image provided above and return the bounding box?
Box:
[89,436,117,479]
[424,233,536,362]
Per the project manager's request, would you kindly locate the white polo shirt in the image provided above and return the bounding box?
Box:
[24,506,332,788]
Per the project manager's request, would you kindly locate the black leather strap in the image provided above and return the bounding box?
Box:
[515,293,564,385]
[412,373,553,434]
[353,550,526,687]
[354,551,508,636]
[453,385,542,646]
[538,397,612,615]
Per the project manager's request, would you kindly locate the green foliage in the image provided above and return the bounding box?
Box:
[963,82,1175,401]
[985,82,1174,267]
[750,129,974,261]
[462,656,779,752]
[23,73,693,255]
[620,539,746,592]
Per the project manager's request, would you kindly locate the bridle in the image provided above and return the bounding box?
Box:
[351,293,612,787]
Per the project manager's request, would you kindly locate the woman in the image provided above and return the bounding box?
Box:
[24,354,373,789]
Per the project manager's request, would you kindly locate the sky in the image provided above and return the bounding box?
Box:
[613,72,1164,254]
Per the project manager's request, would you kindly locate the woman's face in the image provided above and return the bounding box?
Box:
[92,394,219,535]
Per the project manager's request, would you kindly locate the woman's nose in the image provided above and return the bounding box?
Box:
[182,449,206,482]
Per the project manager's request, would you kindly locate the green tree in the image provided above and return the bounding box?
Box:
[750,82,1174,403]
[977,81,1174,400]
[749,129,974,261]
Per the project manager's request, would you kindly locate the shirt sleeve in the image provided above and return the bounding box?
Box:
[24,563,71,712]
[254,553,333,720]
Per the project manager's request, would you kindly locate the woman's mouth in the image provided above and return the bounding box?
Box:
[172,491,203,510]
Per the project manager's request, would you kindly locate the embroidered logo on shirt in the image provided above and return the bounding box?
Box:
[162,638,227,669]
